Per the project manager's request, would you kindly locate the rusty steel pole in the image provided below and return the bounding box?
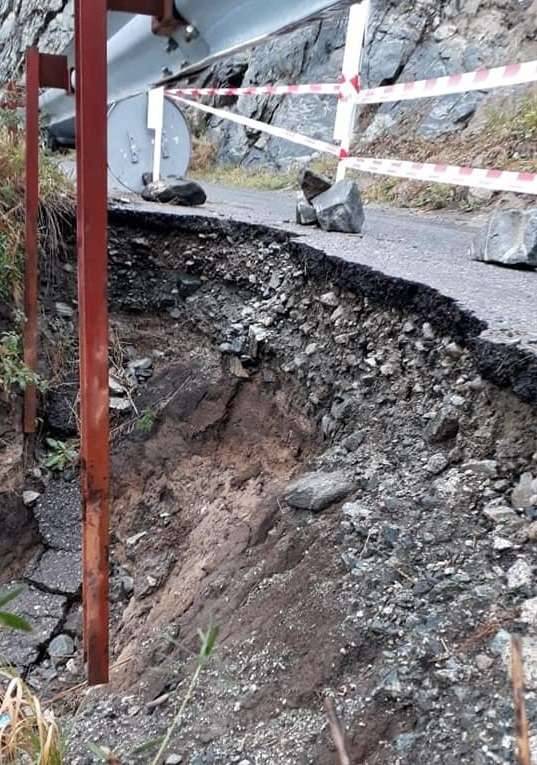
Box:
[74,0,110,686]
[23,48,40,435]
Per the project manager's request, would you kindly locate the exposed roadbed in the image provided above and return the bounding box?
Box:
[109,183,537,401]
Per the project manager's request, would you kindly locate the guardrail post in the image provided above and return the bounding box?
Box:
[74,0,110,686]
[334,0,370,181]
[24,49,40,435]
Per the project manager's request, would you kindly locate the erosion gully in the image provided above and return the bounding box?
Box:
[1,207,537,764]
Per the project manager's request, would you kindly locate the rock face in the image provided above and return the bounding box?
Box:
[141,179,206,206]
[284,470,354,511]
[313,180,365,234]
[472,209,537,268]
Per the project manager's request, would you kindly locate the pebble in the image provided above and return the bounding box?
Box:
[22,490,40,506]
[48,634,74,660]
[165,756,183,764]
[319,291,339,307]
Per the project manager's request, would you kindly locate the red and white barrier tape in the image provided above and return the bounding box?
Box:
[341,157,537,196]
[167,82,342,98]
[167,58,537,105]
[354,58,537,105]
[169,94,537,196]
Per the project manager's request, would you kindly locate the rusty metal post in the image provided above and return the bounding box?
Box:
[23,48,40,435]
[74,0,110,686]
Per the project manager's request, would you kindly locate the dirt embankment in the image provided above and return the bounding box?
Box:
[2,212,537,764]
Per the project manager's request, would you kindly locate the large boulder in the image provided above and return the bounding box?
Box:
[283,470,355,512]
[141,178,206,206]
[471,209,537,268]
[313,180,365,234]
[296,191,318,226]
[299,168,331,202]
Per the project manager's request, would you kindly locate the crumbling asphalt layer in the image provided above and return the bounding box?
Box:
[108,193,537,403]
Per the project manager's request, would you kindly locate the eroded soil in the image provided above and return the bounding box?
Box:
[2,214,537,764]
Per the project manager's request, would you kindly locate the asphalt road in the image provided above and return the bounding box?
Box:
[115,182,537,356]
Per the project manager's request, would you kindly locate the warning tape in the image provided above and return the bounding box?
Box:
[354,58,537,105]
[168,94,537,196]
[167,82,342,98]
[169,94,342,157]
[167,58,537,105]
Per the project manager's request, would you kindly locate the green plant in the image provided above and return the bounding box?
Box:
[0,331,45,394]
[42,438,79,472]
[136,408,156,433]
[150,624,219,765]
[0,586,31,633]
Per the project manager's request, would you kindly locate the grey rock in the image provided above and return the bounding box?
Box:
[506,558,532,592]
[313,180,365,234]
[48,633,75,661]
[482,500,520,525]
[299,168,331,202]
[284,470,354,512]
[296,191,318,226]
[472,209,537,268]
[462,460,498,478]
[319,291,339,307]
[424,409,459,443]
[165,756,183,765]
[177,272,203,297]
[141,178,206,206]
[512,473,537,509]
[22,490,40,506]
[109,396,131,411]
[425,454,449,475]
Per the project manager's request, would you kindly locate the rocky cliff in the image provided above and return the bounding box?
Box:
[2,0,537,170]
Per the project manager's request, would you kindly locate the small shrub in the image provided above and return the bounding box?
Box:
[136,408,156,433]
[42,438,79,472]
[0,331,45,394]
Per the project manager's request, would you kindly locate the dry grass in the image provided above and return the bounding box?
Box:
[0,115,74,304]
[0,670,62,763]
[191,162,296,191]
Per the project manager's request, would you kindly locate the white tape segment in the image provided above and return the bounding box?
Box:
[169,94,341,157]
[169,94,537,195]
[166,58,537,105]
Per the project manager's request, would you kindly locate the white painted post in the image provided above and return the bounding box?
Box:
[147,86,165,183]
[333,0,370,182]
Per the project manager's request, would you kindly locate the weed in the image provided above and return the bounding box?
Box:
[0,670,62,764]
[136,408,156,433]
[42,437,79,472]
[86,625,219,764]
[0,586,31,633]
[0,331,45,394]
[150,624,219,765]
